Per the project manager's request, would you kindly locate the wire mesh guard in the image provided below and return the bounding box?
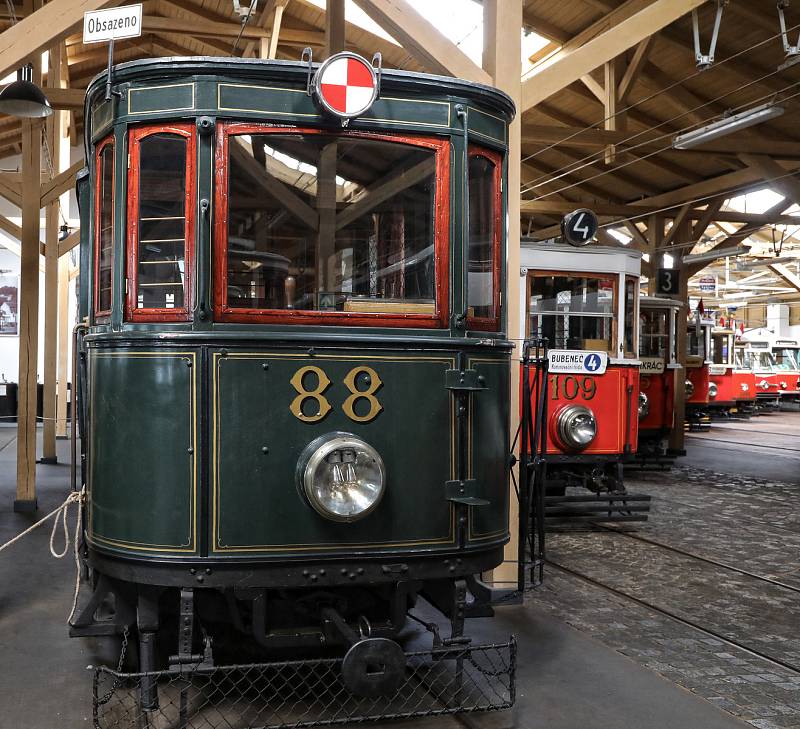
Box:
[92,639,516,729]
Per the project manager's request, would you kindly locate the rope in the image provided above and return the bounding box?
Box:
[0,488,85,624]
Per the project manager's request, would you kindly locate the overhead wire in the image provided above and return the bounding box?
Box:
[521,15,800,169]
[520,18,800,193]
[522,60,800,197]
[523,81,800,208]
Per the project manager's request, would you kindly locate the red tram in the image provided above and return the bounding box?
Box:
[772,338,800,403]
[707,327,737,414]
[520,243,648,521]
[733,340,757,414]
[747,339,782,408]
[685,315,714,429]
[637,296,681,460]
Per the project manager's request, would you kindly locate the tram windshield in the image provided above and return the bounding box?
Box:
[639,308,669,359]
[752,350,777,371]
[687,325,710,360]
[734,347,752,370]
[528,274,616,352]
[711,332,733,365]
[222,131,439,316]
[774,347,800,371]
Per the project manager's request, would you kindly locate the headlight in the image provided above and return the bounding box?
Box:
[685,379,695,397]
[741,383,749,392]
[708,382,718,398]
[796,378,800,388]
[555,405,597,451]
[759,380,770,390]
[297,433,386,522]
[781,381,788,389]
[638,392,649,420]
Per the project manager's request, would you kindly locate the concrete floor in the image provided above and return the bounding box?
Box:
[0,427,748,729]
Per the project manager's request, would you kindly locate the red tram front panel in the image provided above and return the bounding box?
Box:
[639,368,674,434]
[734,370,757,406]
[708,366,737,408]
[686,364,710,405]
[523,364,640,456]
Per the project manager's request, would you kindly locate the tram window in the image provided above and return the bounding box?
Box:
[688,326,709,359]
[94,139,114,319]
[639,309,668,358]
[735,348,751,369]
[774,348,799,370]
[466,148,501,330]
[127,126,195,320]
[711,333,731,364]
[528,274,615,352]
[217,127,447,327]
[623,276,638,357]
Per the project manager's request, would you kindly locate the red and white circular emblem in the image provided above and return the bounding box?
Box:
[314,52,378,119]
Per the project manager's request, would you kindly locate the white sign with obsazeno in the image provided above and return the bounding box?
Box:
[639,357,665,374]
[548,350,608,375]
[83,4,142,44]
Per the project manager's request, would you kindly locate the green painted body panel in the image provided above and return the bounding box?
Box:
[88,349,198,554]
[468,357,510,542]
[213,350,456,554]
[129,82,196,115]
[466,106,507,146]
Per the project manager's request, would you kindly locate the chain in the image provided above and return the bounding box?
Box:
[41,130,69,229]
[95,626,130,706]
[4,0,17,24]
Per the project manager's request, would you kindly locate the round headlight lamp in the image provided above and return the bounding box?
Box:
[781,380,788,390]
[555,405,597,451]
[741,382,749,392]
[638,391,650,420]
[685,379,695,397]
[297,433,386,522]
[759,380,770,391]
[796,378,800,388]
[708,382,718,398]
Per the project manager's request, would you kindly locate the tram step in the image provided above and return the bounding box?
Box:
[544,493,651,523]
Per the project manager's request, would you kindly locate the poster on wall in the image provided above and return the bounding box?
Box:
[0,274,19,335]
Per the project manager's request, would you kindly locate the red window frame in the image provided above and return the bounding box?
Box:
[126,123,196,322]
[465,145,502,332]
[213,122,450,328]
[94,135,114,321]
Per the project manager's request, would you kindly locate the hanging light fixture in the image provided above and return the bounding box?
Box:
[0,63,53,118]
[672,102,785,150]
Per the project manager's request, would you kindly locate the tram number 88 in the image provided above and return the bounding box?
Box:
[290,365,384,423]
[549,374,597,401]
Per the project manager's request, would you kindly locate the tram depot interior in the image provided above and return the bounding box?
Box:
[4,1,800,728]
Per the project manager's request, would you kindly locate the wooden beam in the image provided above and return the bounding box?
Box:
[0,0,117,81]
[520,0,707,112]
[58,228,80,256]
[618,35,654,103]
[661,203,692,248]
[739,154,800,209]
[325,0,345,58]
[0,172,21,207]
[40,159,82,207]
[690,197,724,249]
[352,0,491,84]
[769,263,800,292]
[267,0,289,59]
[335,157,434,231]
[14,103,42,511]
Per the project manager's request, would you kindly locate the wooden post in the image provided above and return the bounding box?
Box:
[42,43,63,463]
[670,219,690,454]
[14,75,43,511]
[483,0,521,587]
[325,0,345,58]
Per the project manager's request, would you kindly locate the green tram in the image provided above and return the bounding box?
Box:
[71,54,515,700]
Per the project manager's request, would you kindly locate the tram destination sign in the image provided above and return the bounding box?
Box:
[639,357,665,374]
[83,4,142,44]
[548,350,608,375]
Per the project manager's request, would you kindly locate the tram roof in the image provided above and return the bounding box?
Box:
[640,296,683,310]
[85,56,516,118]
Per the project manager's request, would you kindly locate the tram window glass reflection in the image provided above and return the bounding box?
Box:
[774,348,799,370]
[688,327,708,359]
[528,274,615,352]
[624,276,638,357]
[466,149,500,330]
[639,309,668,358]
[95,140,114,318]
[221,131,441,322]
[129,127,193,319]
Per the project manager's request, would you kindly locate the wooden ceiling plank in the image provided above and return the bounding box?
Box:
[520,0,707,112]
[351,0,491,84]
[618,34,654,103]
[769,263,800,292]
[0,0,118,80]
